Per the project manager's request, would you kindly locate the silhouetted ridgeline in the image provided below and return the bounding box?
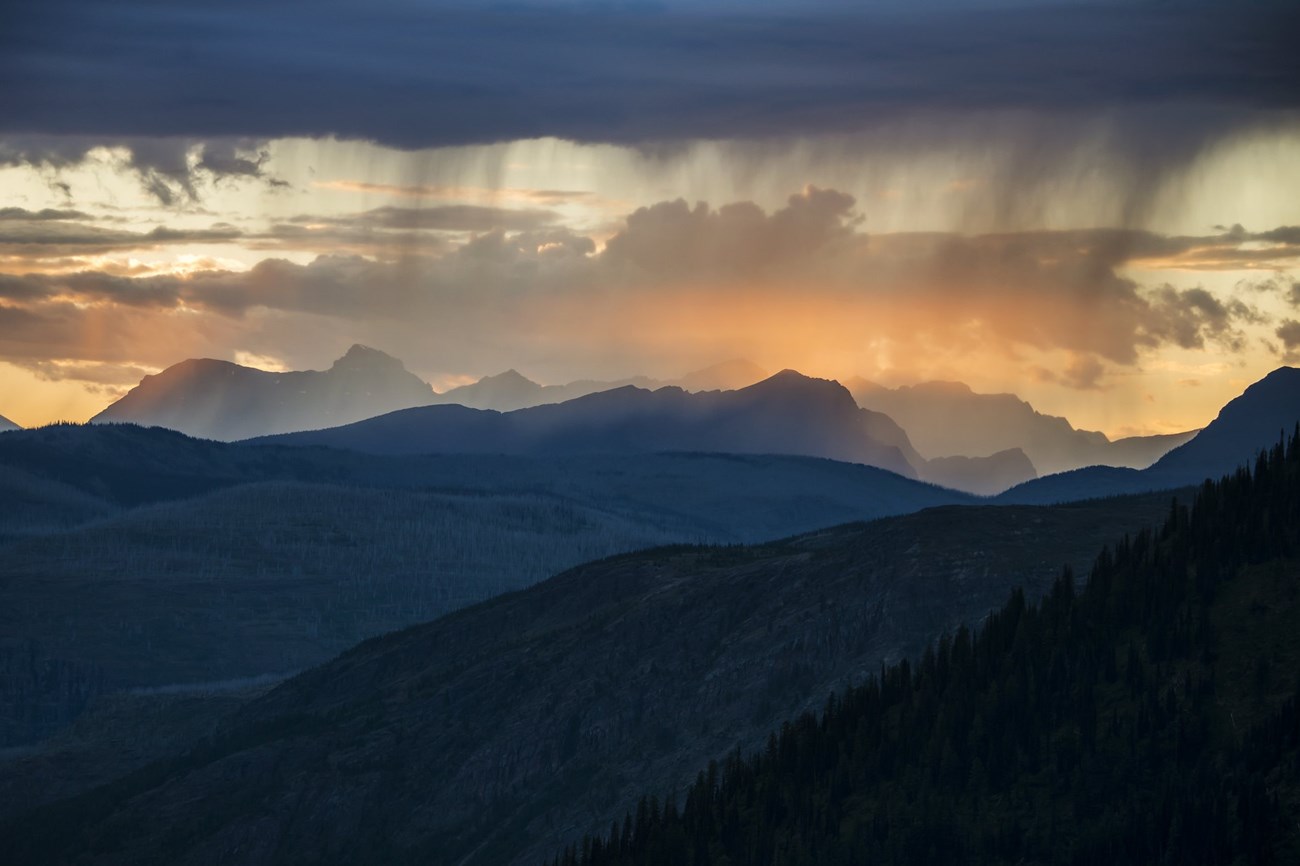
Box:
[1000,366,1300,505]
[554,431,1300,866]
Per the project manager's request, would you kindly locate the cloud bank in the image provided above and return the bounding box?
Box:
[0,188,1288,393]
[3,2,1297,153]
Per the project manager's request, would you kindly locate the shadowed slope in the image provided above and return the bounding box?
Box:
[0,489,1179,865]
[1000,367,1300,504]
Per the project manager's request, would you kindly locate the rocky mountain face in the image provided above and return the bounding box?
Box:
[848,378,1195,475]
[91,345,435,440]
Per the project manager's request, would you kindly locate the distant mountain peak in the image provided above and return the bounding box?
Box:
[93,346,434,441]
[676,359,769,391]
[746,369,850,397]
[910,380,975,396]
[484,368,538,386]
[331,344,406,372]
[761,368,833,386]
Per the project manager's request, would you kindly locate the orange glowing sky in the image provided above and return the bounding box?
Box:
[1,130,1299,437]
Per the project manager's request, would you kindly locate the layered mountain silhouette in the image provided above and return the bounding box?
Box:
[848,378,1195,475]
[1000,366,1300,503]
[0,489,1179,864]
[91,345,435,441]
[254,370,1036,494]
[0,414,19,433]
[91,349,770,440]
[430,359,769,412]
[0,422,976,745]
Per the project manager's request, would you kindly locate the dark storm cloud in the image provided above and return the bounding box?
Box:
[0,135,283,204]
[1,1,1296,151]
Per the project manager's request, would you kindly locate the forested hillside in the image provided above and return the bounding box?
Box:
[557,431,1300,865]
[0,493,1180,865]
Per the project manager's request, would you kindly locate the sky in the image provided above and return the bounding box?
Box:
[1,0,1299,436]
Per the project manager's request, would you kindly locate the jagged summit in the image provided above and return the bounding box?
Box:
[330,343,408,372]
[481,369,537,386]
[738,370,860,411]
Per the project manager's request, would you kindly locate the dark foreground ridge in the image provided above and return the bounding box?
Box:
[557,432,1300,866]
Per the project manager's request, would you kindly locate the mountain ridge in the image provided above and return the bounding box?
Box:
[431,359,769,412]
[848,376,1196,475]
[1000,366,1300,504]
[91,345,435,441]
[251,370,1036,494]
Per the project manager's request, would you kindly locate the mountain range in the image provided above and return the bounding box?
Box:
[848,378,1196,475]
[3,366,1300,863]
[999,366,1300,504]
[86,347,1207,494]
[428,359,769,412]
[90,348,769,441]
[91,345,436,441]
[0,414,19,432]
[253,370,1037,495]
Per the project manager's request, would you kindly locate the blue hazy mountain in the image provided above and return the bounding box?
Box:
[0,421,979,746]
[848,378,1195,476]
[0,414,19,433]
[1000,366,1300,504]
[253,370,1037,493]
[91,348,770,441]
[91,344,435,441]
[430,359,770,411]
